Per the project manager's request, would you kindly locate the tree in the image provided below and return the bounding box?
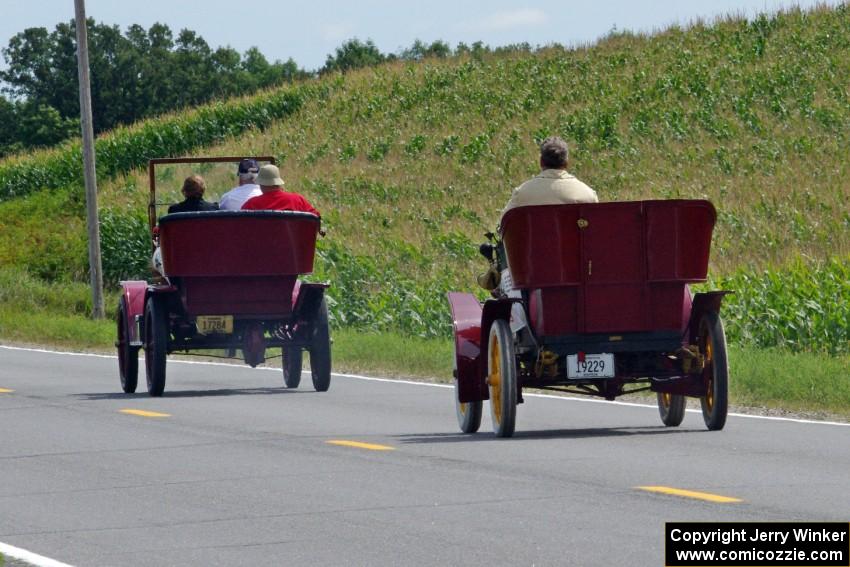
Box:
[16,101,79,148]
[321,38,386,74]
[0,97,22,156]
[0,20,308,155]
[400,39,452,61]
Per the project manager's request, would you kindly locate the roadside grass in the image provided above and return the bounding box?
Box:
[329,328,452,379]
[0,306,116,349]
[729,346,850,418]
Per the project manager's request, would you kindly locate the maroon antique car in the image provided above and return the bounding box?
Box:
[115,157,330,396]
[447,200,729,437]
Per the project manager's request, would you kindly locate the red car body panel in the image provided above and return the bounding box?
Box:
[500,200,716,337]
[157,211,319,317]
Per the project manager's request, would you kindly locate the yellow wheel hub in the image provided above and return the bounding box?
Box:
[489,334,502,424]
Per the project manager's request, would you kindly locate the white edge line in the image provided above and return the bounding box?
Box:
[3,344,849,428]
[0,541,75,567]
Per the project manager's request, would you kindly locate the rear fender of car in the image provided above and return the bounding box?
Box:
[448,293,518,403]
[292,281,329,322]
[687,291,732,344]
[119,281,148,344]
[447,292,486,403]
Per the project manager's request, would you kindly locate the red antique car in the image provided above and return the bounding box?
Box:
[447,200,729,437]
[115,157,330,396]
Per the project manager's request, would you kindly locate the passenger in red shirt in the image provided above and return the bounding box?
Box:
[241,164,319,216]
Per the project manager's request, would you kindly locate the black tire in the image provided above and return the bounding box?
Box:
[283,347,302,388]
[309,297,331,392]
[488,319,517,438]
[657,391,686,427]
[699,311,729,431]
[453,339,482,434]
[144,296,169,397]
[116,296,139,394]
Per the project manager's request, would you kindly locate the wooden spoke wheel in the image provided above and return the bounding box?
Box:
[144,296,169,397]
[699,311,729,431]
[309,297,332,392]
[453,339,482,434]
[116,296,139,394]
[657,391,686,427]
[283,347,303,388]
[488,319,517,438]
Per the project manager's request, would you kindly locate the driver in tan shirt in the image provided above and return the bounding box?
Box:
[501,136,598,219]
[495,136,598,333]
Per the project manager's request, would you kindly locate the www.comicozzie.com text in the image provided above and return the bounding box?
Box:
[670,527,848,546]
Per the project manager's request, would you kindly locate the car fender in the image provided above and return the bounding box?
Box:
[448,293,518,403]
[292,281,329,322]
[119,280,148,344]
[447,292,487,403]
[687,290,732,344]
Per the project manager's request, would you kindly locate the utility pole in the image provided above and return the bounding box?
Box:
[74,0,105,319]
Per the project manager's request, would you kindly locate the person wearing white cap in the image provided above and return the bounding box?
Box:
[219,158,262,210]
[241,164,319,215]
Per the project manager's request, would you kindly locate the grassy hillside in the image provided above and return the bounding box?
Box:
[1,5,848,352]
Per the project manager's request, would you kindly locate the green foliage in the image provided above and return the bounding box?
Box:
[99,208,151,286]
[0,19,309,155]
[321,38,386,74]
[0,86,309,201]
[710,258,850,355]
[728,345,850,415]
[400,39,452,61]
[14,101,79,148]
[0,267,95,316]
[0,186,87,281]
[403,134,427,156]
[330,328,453,378]
[312,240,453,338]
[0,98,79,155]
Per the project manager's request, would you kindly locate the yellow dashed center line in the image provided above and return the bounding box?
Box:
[636,485,742,503]
[120,409,171,418]
[326,440,395,451]
[0,388,14,393]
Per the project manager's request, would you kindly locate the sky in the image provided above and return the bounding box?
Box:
[0,0,843,71]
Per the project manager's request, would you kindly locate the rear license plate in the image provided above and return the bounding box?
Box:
[567,353,615,379]
[196,315,233,335]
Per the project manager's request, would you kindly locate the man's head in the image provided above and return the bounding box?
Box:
[181,175,206,199]
[539,136,569,170]
[255,164,285,191]
[237,158,259,184]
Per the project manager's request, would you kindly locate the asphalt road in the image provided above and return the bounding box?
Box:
[1,345,848,567]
